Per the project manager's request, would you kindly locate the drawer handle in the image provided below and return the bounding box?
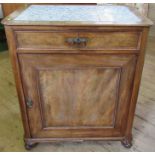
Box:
[66,37,88,46]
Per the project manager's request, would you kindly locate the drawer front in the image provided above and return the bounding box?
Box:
[16,31,77,50]
[79,31,141,50]
[15,30,141,51]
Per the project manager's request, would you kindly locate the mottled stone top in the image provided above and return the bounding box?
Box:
[2,5,153,26]
[15,5,140,22]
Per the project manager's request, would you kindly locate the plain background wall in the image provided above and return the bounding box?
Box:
[0,4,3,18]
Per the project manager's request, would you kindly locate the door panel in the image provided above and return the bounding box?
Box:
[18,53,136,138]
[39,67,120,128]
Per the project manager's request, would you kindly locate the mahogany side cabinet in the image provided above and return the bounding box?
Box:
[2,5,152,149]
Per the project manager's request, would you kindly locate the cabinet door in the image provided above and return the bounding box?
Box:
[18,53,136,139]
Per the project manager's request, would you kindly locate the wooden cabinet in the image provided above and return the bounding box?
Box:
[2,5,152,149]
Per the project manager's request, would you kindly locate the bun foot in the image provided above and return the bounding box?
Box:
[25,142,38,150]
[121,137,132,148]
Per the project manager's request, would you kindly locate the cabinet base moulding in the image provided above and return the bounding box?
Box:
[24,136,132,150]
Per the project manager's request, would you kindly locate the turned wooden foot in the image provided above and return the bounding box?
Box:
[121,137,132,148]
[25,141,38,150]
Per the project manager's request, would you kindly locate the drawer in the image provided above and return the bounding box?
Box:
[15,30,141,51]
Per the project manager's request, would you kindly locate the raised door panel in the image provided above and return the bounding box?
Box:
[18,53,136,138]
[39,67,119,128]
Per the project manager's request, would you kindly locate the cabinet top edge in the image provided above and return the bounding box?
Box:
[1,4,153,27]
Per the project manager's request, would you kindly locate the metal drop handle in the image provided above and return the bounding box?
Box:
[66,37,88,45]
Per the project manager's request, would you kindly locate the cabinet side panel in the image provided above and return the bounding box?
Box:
[125,27,149,139]
[4,26,31,138]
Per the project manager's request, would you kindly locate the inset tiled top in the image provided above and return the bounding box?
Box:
[15,5,140,23]
[2,5,153,26]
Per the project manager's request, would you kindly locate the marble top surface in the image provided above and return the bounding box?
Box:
[14,5,141,24]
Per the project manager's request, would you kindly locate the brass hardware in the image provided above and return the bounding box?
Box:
[66,37,88,46]
[26,98,33,108]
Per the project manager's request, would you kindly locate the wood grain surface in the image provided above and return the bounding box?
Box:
[2,4,152,149]
[0,35,155,151]
[0,36,155,151]
[15,30,141,50]
[17,53,136,139]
